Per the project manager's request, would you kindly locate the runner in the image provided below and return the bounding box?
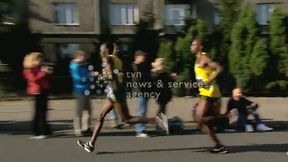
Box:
[77,43,168,153]
[191,39,228,154]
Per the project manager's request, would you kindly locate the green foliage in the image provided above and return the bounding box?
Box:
[269,7,288,73]
[215,0,242,59]
[209,47,217,60]
[133,13,159,62]
[157,40,175,73]
[265,80,288,91]
[173,19,208,96]
[229,4,268,89]
[216,0,242,41]
[96,2,288,96]
[172,68,191,96]
[250,40,269,76]
[175,19,208,69]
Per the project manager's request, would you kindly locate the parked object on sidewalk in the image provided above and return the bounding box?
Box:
[168,116,184,135]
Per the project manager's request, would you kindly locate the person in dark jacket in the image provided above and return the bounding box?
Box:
[70,50,93,136]
[23,52,52,139]
[151,58,176,115]
[131,50,151,138]
[225,88,273,132]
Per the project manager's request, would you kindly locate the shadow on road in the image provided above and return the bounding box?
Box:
[95,143,288,155]
[0,120,287,137]
[228,143,288,153]
[96,147,209,155]
[0,120,73,135]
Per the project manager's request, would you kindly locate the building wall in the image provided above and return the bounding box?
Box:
[198,0,288,30]
[106,0,194,35]
[242,0,288,6]
[242,0,288,12]
[29,0,100,34]
[28,0,100,62]
[194,0,216,30]
[27,0,288,63]
[106,0,156,35]
[208,0,288,6]
[28,0,288,36]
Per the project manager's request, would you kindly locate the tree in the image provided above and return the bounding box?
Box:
[175,19,208,72]
[229,4,268,89]
[249,39,269,90]
[157,39,175,73]
[269,7,288,74]
[250,40,269,77]
[215,0,242,59]
[206,0,242,93]
[265,7,288,92]
[0,0,42,94]
[132,10,159,64]
[173,19,208,96]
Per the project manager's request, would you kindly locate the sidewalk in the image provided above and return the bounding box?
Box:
[0,97,288,134]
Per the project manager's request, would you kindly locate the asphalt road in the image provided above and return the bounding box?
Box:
[0,98,288,162]
[0,129,287,162]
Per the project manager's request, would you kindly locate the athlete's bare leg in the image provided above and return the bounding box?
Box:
[89,99,157,145]
[90,100,114,145]
[113,101,155,124]
[194,98,221,146]
[78,98,166,153]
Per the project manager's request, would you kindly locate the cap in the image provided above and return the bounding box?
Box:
[134,50,147,56]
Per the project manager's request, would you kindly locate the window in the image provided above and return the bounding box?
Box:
[213,5,221,25]
[1,15,15,25]
[256,3,275,25]
[110,4,139,25]
[214,11,220,25]
[121,43,129,52]
[165,5,190,25]
[53,3,79,25]
[56,44,79,59]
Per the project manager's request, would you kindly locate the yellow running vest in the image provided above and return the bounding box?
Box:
[194,62,221,97]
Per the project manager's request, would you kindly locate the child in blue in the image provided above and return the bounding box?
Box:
[70,50,93,136]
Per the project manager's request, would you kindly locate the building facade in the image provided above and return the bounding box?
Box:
[27,0,195,62]
[28,0,100,62]
[4,0,288,63]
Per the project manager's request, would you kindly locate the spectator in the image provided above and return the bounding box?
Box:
[151,58,176,115]
[226,88,273,132]
[23,52,52,139]
[69,50,93,136]
[131,50,151,138]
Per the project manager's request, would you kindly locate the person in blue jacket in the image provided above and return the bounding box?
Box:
[70,50,93,136]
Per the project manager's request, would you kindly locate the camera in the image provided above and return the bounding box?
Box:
[42,62,55,71]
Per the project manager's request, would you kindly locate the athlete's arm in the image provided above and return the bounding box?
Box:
[203,55,223,84]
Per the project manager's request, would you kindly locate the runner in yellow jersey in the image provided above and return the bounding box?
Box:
[191,39,228,154]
